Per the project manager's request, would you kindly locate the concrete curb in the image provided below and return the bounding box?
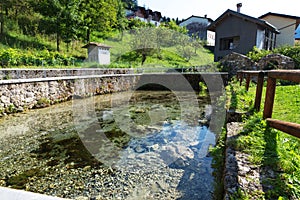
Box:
[0,187,69,200]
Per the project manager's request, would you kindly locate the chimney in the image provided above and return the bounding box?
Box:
[237,3,242,13]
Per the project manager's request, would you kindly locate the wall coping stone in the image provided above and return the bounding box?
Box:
[0,74,142,84]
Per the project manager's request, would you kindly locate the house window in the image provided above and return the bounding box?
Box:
[220,36,240,50]
[264,30,275,50]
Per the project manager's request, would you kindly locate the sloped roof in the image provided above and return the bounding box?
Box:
[180,15,213,24]
[82,42,111,48]
[259,12,300,20]
[207,9,280,33]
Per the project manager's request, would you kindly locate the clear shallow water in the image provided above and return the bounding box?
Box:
[0,91,218,199]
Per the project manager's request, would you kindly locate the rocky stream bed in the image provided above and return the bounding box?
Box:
[0,91,218,200]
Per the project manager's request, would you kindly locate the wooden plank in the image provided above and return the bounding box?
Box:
[268,70,300,83]
[267,118,300,138]
[239,73,243,86]
[245,74,251,91]
[263,77,277,119]
[254,71,264,111]
[240,70,261,75]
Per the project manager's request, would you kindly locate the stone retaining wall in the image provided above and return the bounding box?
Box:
[0,69,228,117]
[0,68,133,80]
[0,74,139,116]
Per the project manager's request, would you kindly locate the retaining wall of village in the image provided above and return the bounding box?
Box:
[0,69,137,116]
[0,68,133,80]
[0,69,228,116]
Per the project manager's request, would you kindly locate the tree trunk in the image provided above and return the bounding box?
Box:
[0,13,3,35]
[86,28,90,43]
[141,53,146,65]
[66,42,70,52]
[0,21,3,35]
[56,16,60,52]
[57,32,60,52]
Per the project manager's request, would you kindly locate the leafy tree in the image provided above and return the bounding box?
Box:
[175,17,179,25]
[167,20,187,34]
[60,0,81,51]
[130,27,157,65]
[32,0,81,51]
[78,0,118,43]
[122,0,137,9]
[115,0,128,39]
[0,0,32,34]
[191,35,205,53]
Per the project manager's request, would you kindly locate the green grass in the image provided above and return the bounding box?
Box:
[210,127,226,199]
[272,85,300,124]
[0,30,86,58]
[226,79,300,199]
[225,80,256,113]
[1,29,214,68]
[102,30,214,68]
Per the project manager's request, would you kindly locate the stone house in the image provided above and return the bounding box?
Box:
[207,8,279,61]
[82,42,111,65]
[179,15,215,46]
[259,12,300,47]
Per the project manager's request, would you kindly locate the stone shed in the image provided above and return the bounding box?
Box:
[82,42,111,65]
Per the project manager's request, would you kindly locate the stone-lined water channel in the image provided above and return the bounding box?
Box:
[0,90,219,200]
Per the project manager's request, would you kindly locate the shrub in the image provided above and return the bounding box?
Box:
[247,46,300,69]
[0,48,81,67]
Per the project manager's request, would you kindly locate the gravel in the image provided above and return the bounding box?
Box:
[0,91,216,200]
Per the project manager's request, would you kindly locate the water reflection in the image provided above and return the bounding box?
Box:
[0,90,217,199]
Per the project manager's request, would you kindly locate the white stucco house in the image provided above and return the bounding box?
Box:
[82,42,111,65]
[179,15,215,46]
[259,12,300,47]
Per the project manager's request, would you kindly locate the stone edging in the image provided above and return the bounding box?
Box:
[224,122,264,200]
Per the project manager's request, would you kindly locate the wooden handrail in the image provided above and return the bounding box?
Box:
[268,70,300,83]
[237,70,267,110]
[237,70,300,138]
[267,118,300,138]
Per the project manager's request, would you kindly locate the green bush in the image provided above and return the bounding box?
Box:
[247,46,300,69]
[246,46,271,62]
[276,46,300,69]
[0,48,82,67]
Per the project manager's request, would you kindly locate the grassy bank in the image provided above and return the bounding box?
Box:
[226,79,300,199]
[1,28,214,69]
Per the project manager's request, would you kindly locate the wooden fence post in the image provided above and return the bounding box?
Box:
[263,77,276,119]
[254,71,264,111]
[239,72,243,86]
[245,74,251,91]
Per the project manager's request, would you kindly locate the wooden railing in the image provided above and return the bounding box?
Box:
[237,70,300,138]
[236,70,267,111]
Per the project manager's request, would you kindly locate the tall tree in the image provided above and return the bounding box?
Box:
[0,0,27,34]
[78,0,118,43]
[32,0,80,51]
[115,0,128,39]
[60,0,81,51]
